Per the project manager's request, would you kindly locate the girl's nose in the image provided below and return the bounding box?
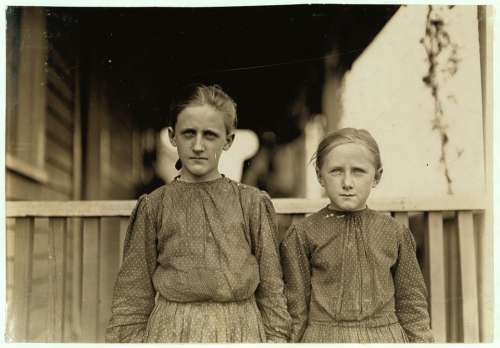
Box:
[342,173,354,190]
[193,135,205,152]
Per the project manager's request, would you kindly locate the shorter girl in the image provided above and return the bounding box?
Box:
[280,128,434,343]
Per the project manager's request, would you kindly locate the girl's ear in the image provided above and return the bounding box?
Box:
[373,167,383,187]
[223,132,235,151]
[167,127,176,147]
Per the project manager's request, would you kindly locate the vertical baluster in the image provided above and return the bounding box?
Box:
[63,218,73,342]
[457,211,479,342]
[98,218,120,341]
[81,218,100,342]
[393,212,409,227]
[445,218,460,341]
[425,212,446,342]
[47,217,67,342]
[291,214,305,225]
[71,218,82,340]
[13,217,35,341]
[475,211,493,342]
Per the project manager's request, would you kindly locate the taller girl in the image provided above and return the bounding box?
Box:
[106,84,290,343]
[280,128,433,343]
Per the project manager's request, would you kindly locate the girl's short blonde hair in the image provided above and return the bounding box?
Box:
[312,127,382,172]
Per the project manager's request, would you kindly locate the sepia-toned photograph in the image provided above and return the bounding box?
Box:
[3,1,494,344]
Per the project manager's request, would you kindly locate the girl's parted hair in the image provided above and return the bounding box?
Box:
[169,83,237,134]
[312,127,382,172]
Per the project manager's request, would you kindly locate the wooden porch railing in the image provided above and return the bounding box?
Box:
[5,197,489,343]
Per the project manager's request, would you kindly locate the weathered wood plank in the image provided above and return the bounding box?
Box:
[63,220,73,342]
[46,111,72,149]
[46,137,73,173]
[6,201,137,217]
[97,219,120,341]
[6,196,488,218]
[475,211,493,343]
[71,218,82,340]
[48,42,73,81]
[47,218,67,342]
[45,162,72,195]
[425,212,447,342]
[13,217,35,341]
[47,89,73,128]
[5,153,48,184]
[457,211,480,342]
[274,196,486,214]
[6,171,69,201]
[444,220,461,342]
[81,218,100,342]
[47,64,73,107]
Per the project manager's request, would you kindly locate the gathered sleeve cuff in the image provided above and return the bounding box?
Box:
[392,226,434,343]
[280,224,311,342]
[105,195,158,343]
[249,192,291,343]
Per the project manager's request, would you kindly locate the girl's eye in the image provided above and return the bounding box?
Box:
[205,132,217,140]
[353,168,366,174]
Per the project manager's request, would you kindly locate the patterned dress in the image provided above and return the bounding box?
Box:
[106,176,291,343]
[280,206,434,343]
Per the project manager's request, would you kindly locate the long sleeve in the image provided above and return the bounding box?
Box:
[250,193,291,343]
[105,195,158,343]
[280,225,311,342]
[392,226,434,343]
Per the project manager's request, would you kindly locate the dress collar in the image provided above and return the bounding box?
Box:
[323,205,370,219]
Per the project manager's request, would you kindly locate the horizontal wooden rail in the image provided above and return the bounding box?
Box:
[5,199,488,343]
[5,195,487,217]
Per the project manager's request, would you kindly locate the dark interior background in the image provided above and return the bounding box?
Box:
[44,5,399,143]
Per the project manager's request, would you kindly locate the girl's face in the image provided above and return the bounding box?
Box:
[168,104,234,183]
[317,142,382,211]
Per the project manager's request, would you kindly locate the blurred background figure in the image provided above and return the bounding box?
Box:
[134,148,165,197]
[219,129,259,182]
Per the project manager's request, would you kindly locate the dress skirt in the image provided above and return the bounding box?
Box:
[144,295,266,343]
[302,319,409,343]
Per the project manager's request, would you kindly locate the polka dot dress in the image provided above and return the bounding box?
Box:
[280,207,434,343]
[106,176,291,343]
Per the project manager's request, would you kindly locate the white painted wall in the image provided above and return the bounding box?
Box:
[323,5,485,202]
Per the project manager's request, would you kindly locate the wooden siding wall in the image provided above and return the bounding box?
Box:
[6,37,78,341]
[46,45,76,199]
